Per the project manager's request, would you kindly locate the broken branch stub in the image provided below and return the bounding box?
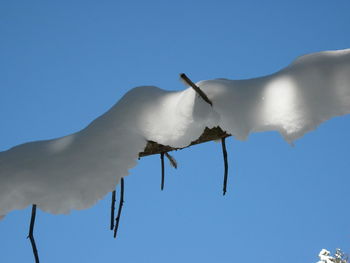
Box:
[164,152,177,169]
[179,73,213,106]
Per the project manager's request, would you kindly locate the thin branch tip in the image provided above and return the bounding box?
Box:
[110,190,116,230]
[160,153,165,190]
[113,178,125,238]
[28,204,40,263]
[221,137,229,196]
[164,152,177,169]
[179,73,213,106]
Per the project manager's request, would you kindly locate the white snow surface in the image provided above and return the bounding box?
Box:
[1,48,350,217]
[317,249,334,263]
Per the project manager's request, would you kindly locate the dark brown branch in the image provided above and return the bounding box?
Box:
[139,126,230,157]
[180,73,213,106]
[27,204,40,263]
[160,153,165,190]
[113,178,125,238]
[110,190,116,230]
[221,137,228,195]
[164,152,177,169]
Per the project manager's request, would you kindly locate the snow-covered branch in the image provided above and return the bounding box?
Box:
[1,48,350,218]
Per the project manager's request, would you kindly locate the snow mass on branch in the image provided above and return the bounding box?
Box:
[1,48,350,218]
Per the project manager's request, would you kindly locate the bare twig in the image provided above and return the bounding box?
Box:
[113,178,125,238]
[164,152,177,169]
[110,190,116,230]
[180,73,213,106]
[160,153,165,190]
[27,204,40,263]
[221,137,229,195]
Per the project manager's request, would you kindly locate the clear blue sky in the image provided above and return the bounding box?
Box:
[1,1,349,262]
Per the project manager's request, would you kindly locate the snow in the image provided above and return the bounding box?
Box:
[1,48,350,218]
[198,49,350,142]
[317,249,334,263]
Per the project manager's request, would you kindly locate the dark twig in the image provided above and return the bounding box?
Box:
[113,178,124,238]
[160,152,165,190]
[180,73,213,106]
[110,190,116,230]
[221,137,229,195]
[27,204,40,263]
[165,152,177,169]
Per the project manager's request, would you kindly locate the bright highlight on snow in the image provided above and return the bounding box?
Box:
[1,48,350,218]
